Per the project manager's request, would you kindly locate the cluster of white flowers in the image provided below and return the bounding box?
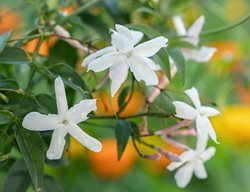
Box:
[22,16,219,188]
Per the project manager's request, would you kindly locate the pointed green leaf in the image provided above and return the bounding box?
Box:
[14,125,44,191]
[36,94,57,114]
[115,120,131,160]
[0,79,19,89]
[118,86,129,109]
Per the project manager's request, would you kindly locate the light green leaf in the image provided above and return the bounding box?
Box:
[0,32,11,53]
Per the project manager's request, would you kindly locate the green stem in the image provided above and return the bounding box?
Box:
[52,0,101,27]
[7,32,53,43]
[200,13,250,37]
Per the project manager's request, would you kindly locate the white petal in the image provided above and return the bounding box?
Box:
[172,101,198,119]
[182,46,217,62]
[67,99,97,124]
[200,106,220,117]
[22,112,60,131]
[196,134,209,154]
[175,162,195,188]
[196,116,218,143]
[115,24,143,45]
[55,77,68,115]
[109,60,129,97]
[111,32,133,51]
[201,147,216,162]
[87,52,126,72]
[167,150,195,171]
[83,46,116,66]
[129,56,158,85]
[133,36,168,57]
[46,127,68,160]
[186,15,205,46]
[194,160,208,179]
[143,57,161,71]
[172,16,187,36]
[68,123,102,152]
[185,87,201,110]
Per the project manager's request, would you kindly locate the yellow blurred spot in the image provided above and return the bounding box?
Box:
[211,105,250,146]
[224,0,249,21]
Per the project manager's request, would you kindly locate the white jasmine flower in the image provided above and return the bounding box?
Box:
[172,15,216,62]
[167,135,216,188]
[83,24,168,96]
[22,77,102,160]
[172,87,220,143]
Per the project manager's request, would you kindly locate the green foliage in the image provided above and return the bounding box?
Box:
[115,120,131,160]
[0,47,30,65]
[0,32,11,53]
[14,125,44,191]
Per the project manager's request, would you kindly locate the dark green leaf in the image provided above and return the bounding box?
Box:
[0,131,12,155]
[43,175,63,192]
[14,125,44,191]
[0,79,19,89]
[36,94,57,114]
[3,159,31,192]
[118,86,129,109]
[155,48,171,80]
[46,40,78,68]
[48,63,90,98]
[129,121,140,140]
[168,48,185,84]
[0,32,11,53]
[115,120,131,160]
[0,47,30,65]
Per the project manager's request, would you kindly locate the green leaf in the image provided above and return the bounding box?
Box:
[0,32,11,53]
[155,48,171,80]
[0,47,30,65]
[14,125,44,191]
[115,120,131,160]
[3,159,31,192]
[36,94,57,114]
[118,86,129,109]
[168,48,186,84]
[48,63,90,98]
[0,131,12,155]
[128,24,160,38]
[43,175,63,192]
[0,79,19,89]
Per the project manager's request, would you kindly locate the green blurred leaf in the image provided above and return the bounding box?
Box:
[0,131,12,155]
[48,63,90,98]
[168,48,185,84]
[3,159,31,192]
[156,48,171,80]
[115,120,131,160]
[14,125,44,191]
[46,40,78,68]
[0,79,19,89]
[118,86,129,109]
[36,94,57,114]
[0,47,30,65]
[43,175,63,192]
[0,32,11,53]
[128,23,160,38]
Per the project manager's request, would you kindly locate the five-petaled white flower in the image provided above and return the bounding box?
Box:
[167,135,216,188]
[83,24,168,96]
[172,87,220,143]
[172,15,216,62]
[22,77,102,160]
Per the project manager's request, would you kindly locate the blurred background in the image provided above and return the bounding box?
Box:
[0,0,250,191]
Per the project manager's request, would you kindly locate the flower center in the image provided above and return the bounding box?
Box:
[126,50,132,57]
[62,119,69,125]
